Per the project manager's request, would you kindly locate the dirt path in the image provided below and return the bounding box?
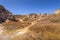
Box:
[16,16,46,35]
[0,16,47,40]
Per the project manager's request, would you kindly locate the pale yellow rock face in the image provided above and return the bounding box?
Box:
[54,9,60,14]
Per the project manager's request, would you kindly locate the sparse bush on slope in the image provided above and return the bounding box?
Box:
[50,17,60,22]
[28,23,60,40]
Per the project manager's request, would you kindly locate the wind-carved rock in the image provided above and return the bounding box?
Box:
[0,5,16,23]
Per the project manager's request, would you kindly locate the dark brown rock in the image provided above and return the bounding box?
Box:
[0,4,16,23]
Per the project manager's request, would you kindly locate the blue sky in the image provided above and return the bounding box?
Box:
[0,0,60,15]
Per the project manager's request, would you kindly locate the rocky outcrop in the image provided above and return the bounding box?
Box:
[28,13,37,18]
[54,9,60,14]
[0,5,16,23]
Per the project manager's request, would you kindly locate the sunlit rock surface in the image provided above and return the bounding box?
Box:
[54,9,60,14]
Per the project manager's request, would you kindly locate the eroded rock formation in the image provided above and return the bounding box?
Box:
[0,5,16,23]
